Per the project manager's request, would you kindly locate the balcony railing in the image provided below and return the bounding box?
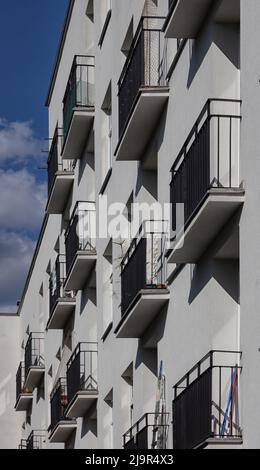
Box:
[67,342,98,406]
[65,202,96,276]
[24,333,44,380]
[16,362,32,401]
[123,413,169,450]
[63,55,95,144]
[48,127,74,195]
[19,439,27,449]
[50,378,69,432]
[121,221,168,316]
[170,99,241,232]
[49,255,75,316]
[118,16,167,139]
[26,431,46,450]
[172,350,242,449]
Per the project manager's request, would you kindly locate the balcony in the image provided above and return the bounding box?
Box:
[15,362,33,412]
[26,431,46,450]
[47,255,76,330]
[49,378,77,443]
[24,333,45,389]
[65,343,98,419]
[64,202,97,291]
[164,0,240,39]
[61,55,95,160]
[46,128,74,214]
[115,17,169,161]
[115,221,170,339]
[123,413,169,450]
[172,350,243,449]
[169,99,244,264]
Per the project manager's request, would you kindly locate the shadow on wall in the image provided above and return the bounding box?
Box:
[81,405,98,439]
[78,131,95,185]
[188,257,240,305]
[135,344,158,375]
[80,285,97,315]
[187,15,240,89]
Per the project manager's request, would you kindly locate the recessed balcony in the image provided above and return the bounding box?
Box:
[15,362,33,412]
[49,378,77,443]
[46,128,74,215]
[24,333,45,389]
[169,99,245,264]
[172,350,243,449]
[115,17,169,162]
[123,413,169,449]
[115,221,170,339]
[47,255,76,330]
[64,202,97,291]
[65,343,98,419]
[61,55,95,160]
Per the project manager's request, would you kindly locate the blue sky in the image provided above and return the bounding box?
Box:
[0,0,68,311]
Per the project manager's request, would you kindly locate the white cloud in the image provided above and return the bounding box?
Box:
[0,169,46,231]
[0,231,35,312]
[0,118,42,163]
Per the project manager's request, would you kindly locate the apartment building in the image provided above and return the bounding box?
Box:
[12,0,260,450]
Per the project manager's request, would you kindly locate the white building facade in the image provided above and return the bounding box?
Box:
[11,0,260,450]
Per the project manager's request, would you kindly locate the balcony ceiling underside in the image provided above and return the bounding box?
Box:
[116,289,170,339]
[15,394,33,412]
[165,0,240,39]
[24,367,45,389]
[115,88,169,161]
[169,189,245,264]
[64,252,97,291]
[47,299,76,330]
[201,437,243,449]
[62,109,94,160]
[46,173,74,215]
[65,391,98,419]
[49,421,77,443]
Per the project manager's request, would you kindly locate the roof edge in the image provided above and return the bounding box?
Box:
[45,0,75,108]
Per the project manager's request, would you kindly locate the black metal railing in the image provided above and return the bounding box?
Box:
[50,378,69,432]
[63,55,95,144]
[16,362,33,401]
[16,362,24,401]
[26,431,46,450]
[121,221,168,316]
[65,202,96,276]
[170,99,241,232]
[48,127,74,195]
[24,333,44,380]
[49,255,75,316]
[172,350,242,449]
[67,342,98,406]
[19,439,27,449]
[123,413,169,450]
[118,16,167,139]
